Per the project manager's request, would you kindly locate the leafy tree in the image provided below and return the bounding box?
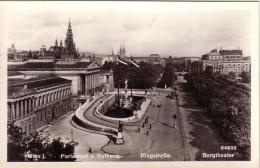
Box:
[45,138,65,160]
[63,142,75,156]
[186,73,250,160]
[158,62,177,88]
[102,61,163,89]
[7,123,76,161]
[41,138,75,161]
[7,123,28,161]
[27,133,45,159]
[240,71,250,83]
[204,66,214,76]
[228,72,237,81]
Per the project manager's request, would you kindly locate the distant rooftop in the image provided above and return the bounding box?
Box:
[100,69,113,75]
[8,71,23,76]
[219,50,243,55]
[8,61,95,71]
[202,49,221,56]
[191,61,202,65]
[8,75,71,98]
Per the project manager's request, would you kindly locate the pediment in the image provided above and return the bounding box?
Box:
[87,61,101,69]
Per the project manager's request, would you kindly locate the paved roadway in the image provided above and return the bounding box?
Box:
[40,112,110,161]
[42,89,186,161]
[126,90,186,161]
[175,75,222,161]
[81,90,186,161]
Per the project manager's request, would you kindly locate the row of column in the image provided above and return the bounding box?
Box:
[34,87,71,108]
[8,97,34,121]
[8,86,71,122]
[85,73,100,94]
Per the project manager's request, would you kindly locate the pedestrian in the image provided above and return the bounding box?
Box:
[137,127,140,133]
[173,115,177,129]
[88,147,92,153]
[149,124,152,129]
[142,123,144,128]
[146,130,149,136]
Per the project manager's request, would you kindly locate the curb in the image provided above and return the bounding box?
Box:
[175,86,190,161]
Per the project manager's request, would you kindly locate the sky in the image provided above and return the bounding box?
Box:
[2,2,254,57]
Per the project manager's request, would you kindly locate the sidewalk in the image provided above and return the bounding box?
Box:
[176,78,222,160]
[102,131,152,156]
[40,112,110,161]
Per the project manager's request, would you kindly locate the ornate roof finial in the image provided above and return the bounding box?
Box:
[60,39,63,47]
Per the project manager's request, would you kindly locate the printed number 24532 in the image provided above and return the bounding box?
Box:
[221,146,237,150]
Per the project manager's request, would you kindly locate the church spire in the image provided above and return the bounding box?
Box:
[60,39,63,47]
[66,20,73,37]
[55,38,58,47]
[65,20,77,57]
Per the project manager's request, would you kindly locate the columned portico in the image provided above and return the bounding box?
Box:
[11,103,15,121]
[21,99,24,118]
[24,99,27,115]
[16,101,20,119]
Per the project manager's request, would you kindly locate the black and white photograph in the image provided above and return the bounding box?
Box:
[0,1,259,168]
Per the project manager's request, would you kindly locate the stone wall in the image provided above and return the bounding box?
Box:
[98,94,116,114]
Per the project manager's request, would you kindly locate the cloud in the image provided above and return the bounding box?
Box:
[4,2,252,56]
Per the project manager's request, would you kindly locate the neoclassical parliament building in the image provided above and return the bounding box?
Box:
[7,21,114,135]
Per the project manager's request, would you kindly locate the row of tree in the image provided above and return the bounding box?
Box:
[157,61,177,88]
[102,61,163,89]
[8,123,75,161]
[221,71,251,83]
[185,73,250,160]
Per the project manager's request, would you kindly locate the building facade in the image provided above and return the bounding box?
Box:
[8,44,29,62]
[99,69,114,92]
[190,49,251,76]
[8,60,114,97]
[8,76,72,135]
[149,54,161,64]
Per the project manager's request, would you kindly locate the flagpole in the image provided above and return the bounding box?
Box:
[117,55,120,112]
[130,54,133,97]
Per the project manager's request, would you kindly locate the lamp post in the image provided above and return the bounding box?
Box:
[71,128,74,142]
[173,114,177,129]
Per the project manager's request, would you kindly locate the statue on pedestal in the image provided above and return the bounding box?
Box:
[124,79,128,89]
[116,121,124,144]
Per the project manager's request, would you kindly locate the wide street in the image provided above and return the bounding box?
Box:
[40,75,223,161]
[175,75,222,161]
[41,88,186,161]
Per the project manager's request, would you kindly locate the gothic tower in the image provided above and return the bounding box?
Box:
[55,39,58,47]
[119,43,126,58]
[65,20,77,58]
[60,39,63,47]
